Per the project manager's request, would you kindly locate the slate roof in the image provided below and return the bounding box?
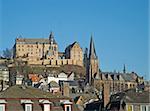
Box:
[0,85,65,99]
[0,85,79,111]
[100,72,138,82]
[16,38,50,44]
[110,88,150,103]
[0,65,8,71]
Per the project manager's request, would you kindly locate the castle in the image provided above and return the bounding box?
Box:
[13,32,83,67]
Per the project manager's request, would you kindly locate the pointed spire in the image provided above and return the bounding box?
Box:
[123,64,126,73]
[49,31,57,44]
[89,34,97,59]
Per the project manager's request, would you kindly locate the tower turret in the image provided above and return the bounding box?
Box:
[49,32,57,45]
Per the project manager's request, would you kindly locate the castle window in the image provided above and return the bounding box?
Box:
[54,47,56,51]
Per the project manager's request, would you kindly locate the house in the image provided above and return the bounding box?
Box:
[0,65,9,82]
[49,81,60,93]
[28,74,42,86]
[0,85,79,111]
[0,65,9,90]
[16,74,24,85]
[106,88,150,111]
[67,72,75,81]
[48,72,68,83]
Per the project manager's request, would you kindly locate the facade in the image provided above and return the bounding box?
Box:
[13,32,83,67]
[93,71,143,94]
[48,72,68,83]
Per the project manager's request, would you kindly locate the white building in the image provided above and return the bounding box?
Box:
[0,66,9,82]
[48,72,68,83]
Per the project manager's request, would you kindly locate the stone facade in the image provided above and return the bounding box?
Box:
[13,32,83,67]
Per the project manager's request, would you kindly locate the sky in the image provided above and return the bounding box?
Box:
[0,0,149,79]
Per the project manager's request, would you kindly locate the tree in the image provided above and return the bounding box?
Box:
[2,48,13,59]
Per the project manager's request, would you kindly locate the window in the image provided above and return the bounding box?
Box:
[0,104,5,111]
[141,105,149,111]
[44,104,50,111]
[25,104,32,111]
[67,106,70,111]
[66,106,71,111]
[127,105,133,111]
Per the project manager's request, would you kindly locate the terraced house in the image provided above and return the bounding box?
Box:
[0,85,79,111]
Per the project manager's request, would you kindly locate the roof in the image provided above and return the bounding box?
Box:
[100,72,138,82]
[0,85,79,111]
[89,36,97,59]
[49,81,59,88]
[110,88,150,104]
[65,41,81,51]
[16,38,50,44]
[0,85,66,99]
[28,74,41,82]
[0,65,8,71]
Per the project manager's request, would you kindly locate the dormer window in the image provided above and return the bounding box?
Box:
[0,99,7,111]
[21,99,33,111]
[60,100,72,111]
[39,99,52,111]
[0,104,5,111]
[25,104,32,111]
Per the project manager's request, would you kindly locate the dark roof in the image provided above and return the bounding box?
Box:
[65,42,81,51]
[0,85,65,99]
[100,72,138,82]
[89,36,97,59]
[110,88,150,103]
[16,38,50,44]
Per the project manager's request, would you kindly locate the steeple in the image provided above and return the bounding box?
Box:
[123,64,126,73]
[49,32,57,44]
[89,35,97,59]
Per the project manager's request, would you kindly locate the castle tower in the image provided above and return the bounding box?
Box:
[86,35,99,85]
[46,32,58,59]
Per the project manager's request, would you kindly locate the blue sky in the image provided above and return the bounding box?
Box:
[0,0,149,79]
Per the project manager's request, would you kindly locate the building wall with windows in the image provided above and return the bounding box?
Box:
[13,32,83,67]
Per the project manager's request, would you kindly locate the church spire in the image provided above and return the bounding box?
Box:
[89,35,97,59]
[123,64,126,73]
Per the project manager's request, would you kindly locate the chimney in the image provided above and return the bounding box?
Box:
[62,82,70,97]
[103,82,110,108]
